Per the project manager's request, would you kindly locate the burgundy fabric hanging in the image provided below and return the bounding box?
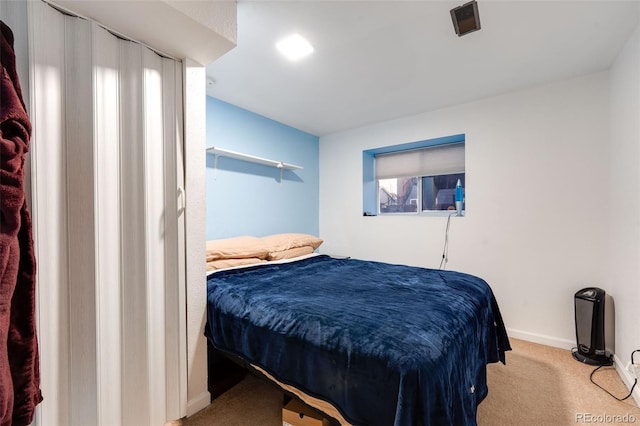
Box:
[0,19,42,426]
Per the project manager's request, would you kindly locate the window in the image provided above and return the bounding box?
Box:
[379,177,418,213]
[421,173,465,211]
[362,135,465,216]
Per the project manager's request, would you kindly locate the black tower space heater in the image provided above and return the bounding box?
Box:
[573,287,612,366]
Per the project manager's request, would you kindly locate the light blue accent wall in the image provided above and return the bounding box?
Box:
[362,151,376,215]
[206,97,319,239]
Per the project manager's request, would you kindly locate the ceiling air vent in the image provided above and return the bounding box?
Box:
[450,1,481,37]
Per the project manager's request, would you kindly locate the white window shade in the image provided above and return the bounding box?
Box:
[375,143,465,179]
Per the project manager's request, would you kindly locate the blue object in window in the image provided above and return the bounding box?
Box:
[455,179,463,216]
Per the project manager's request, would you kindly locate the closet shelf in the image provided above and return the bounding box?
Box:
[206,146,303,170]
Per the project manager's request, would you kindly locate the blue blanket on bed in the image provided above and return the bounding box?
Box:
[206,255,510,426]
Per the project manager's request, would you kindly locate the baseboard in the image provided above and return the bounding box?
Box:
[613,354,640,407]
[186,390,211,417]
[506,327,575,350]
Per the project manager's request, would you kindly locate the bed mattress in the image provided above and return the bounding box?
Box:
[206,255,510,425]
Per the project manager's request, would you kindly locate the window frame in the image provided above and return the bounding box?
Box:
[377,176,420,215]
[376,173,465,216]
[362,134,465,217]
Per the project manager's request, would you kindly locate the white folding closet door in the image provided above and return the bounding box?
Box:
[143,47,168,426]
[29,4,70,425]
[93,23,122,426]
[64,14,100,426]
[29,2,185,425]
[162,55,187,420]
[119,39,152,426]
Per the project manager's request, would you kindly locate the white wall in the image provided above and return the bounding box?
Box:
[183,61,210,416]
[319,72,610,349]
[608,23,640,404]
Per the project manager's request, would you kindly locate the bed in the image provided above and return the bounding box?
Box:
[205,235,510,426]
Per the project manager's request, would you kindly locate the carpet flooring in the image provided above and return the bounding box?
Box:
[170,338,639,426]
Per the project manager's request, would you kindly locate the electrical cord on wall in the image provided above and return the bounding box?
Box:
[585,349,639,401]
[439,213,455,270]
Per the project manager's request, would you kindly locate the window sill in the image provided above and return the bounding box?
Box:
[368,211,465,217]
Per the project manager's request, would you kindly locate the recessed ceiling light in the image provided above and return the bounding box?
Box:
[276,34,314,61]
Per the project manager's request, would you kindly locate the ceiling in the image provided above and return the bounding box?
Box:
[206,1,640,136]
